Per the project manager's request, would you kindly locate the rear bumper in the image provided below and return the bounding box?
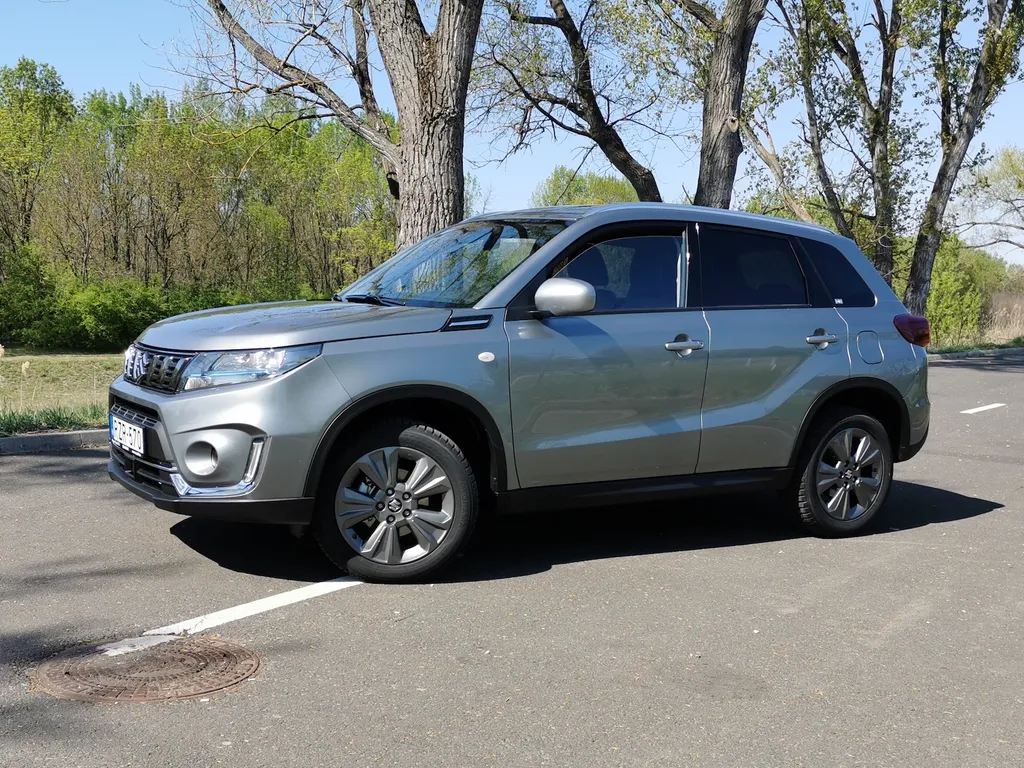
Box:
[897,423,928,462]
[109,459,314,525]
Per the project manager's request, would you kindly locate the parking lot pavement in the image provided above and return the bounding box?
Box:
[2,357,1023,768]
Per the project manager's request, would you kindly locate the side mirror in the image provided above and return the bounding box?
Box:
[534,277,596,317]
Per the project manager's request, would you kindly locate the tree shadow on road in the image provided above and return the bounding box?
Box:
[1,448,109,482]
[166,480,1001,584]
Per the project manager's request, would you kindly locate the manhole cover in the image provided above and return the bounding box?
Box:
[29,636,260,703]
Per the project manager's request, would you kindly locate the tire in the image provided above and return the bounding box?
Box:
[787,407,893,536]
[312,420,479,583]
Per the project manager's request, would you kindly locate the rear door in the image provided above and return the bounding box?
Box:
[506,223,711,488]
[694,224,850,473]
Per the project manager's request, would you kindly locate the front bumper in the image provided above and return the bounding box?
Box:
[108,355,349,497]
[109,456,314,524]
[106,354,350,522]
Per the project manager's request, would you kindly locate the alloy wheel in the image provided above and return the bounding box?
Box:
[815,428,884,521]
[335,446,454,565]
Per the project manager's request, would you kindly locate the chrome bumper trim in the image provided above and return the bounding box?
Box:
[169,438,266,498]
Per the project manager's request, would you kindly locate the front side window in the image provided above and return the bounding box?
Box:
[343,219,566,307]
[700,226,808,308]
[554,235,683,311]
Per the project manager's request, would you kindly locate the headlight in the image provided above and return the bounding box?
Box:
[180,344,322,391]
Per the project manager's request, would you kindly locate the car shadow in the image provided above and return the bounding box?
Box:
[445,480,1001,582]
[168,480,1001,584]
[169,518,339,583]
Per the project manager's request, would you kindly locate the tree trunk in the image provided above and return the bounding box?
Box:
[367,0,483,249]
[692,0,768,208]
[903,148,965,314]
[394,119,465,249]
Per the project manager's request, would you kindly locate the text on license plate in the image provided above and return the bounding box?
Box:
[110,415,145,456]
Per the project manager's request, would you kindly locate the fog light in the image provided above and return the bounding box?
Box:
[184,441,219,477]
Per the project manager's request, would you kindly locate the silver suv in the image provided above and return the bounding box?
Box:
[109,204,930,582]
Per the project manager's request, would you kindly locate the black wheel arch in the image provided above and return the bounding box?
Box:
[789,377,911,468]
[303,385,510,498]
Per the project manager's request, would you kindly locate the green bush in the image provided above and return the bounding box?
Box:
[63,280,168,350]
[0,253,326,351]
[926,239,985,346]
[0,245,54,346]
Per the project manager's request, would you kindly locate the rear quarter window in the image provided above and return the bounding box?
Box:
[800,238,877,308]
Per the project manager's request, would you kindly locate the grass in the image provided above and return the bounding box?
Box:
[0,350,122,435]
[928,335,1024,355]
[928,296,1024,352]
[0,404,108,437]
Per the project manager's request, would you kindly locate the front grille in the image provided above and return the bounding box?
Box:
[109,401,158,429]
[124,345,193,393]
[111,444,178,496]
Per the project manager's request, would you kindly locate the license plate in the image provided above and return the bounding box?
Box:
[110,414,145,456]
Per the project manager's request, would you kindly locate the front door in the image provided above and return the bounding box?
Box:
[693,224,851,474]
[506,227,710,488]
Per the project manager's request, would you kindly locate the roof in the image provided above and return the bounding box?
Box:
[467,202,838,239]
[465,205,596,222]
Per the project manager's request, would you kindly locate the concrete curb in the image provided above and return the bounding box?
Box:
[0,428,107,456]
[927,346,1024,363]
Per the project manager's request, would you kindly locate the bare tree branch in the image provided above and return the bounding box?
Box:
[674,0,723,32]
[741,119,816,222]
[776,0,858,240]
[481,0,663,201]
[205,0,398,165]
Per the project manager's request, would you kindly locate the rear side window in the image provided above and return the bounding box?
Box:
[699,226,808,308]
[800,238,877,308]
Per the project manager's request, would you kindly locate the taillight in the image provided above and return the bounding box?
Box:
[894,314,931,347]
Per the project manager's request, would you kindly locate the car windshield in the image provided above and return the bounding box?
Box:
[342,219,567,307]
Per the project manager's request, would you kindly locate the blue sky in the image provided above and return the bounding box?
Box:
[2,0,1022,261]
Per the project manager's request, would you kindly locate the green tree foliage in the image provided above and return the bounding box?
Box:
[0,61,397,351]
[0,58,74,262]
[530,166,639,206]
[926,237,986,345]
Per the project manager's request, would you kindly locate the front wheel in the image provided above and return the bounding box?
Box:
[788,408,893,536]
[313,420,479,583]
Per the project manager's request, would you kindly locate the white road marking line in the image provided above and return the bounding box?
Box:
[99,634,178,656]
[142,577,363,638]
[960,402,1007,415]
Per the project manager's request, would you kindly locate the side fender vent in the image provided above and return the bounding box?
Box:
[442,315,493,332]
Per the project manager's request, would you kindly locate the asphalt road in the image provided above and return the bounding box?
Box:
[2,357,1023,768]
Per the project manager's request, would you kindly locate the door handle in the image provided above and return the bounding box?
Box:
[665,339,705,356]
[806,330,839,350]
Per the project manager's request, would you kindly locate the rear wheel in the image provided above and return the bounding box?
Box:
[313,420,479,583]
[788,408,893,536]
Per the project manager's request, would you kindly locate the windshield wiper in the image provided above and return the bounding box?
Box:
[334,293,405,306]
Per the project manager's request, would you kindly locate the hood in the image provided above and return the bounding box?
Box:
[137,301,453,352]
